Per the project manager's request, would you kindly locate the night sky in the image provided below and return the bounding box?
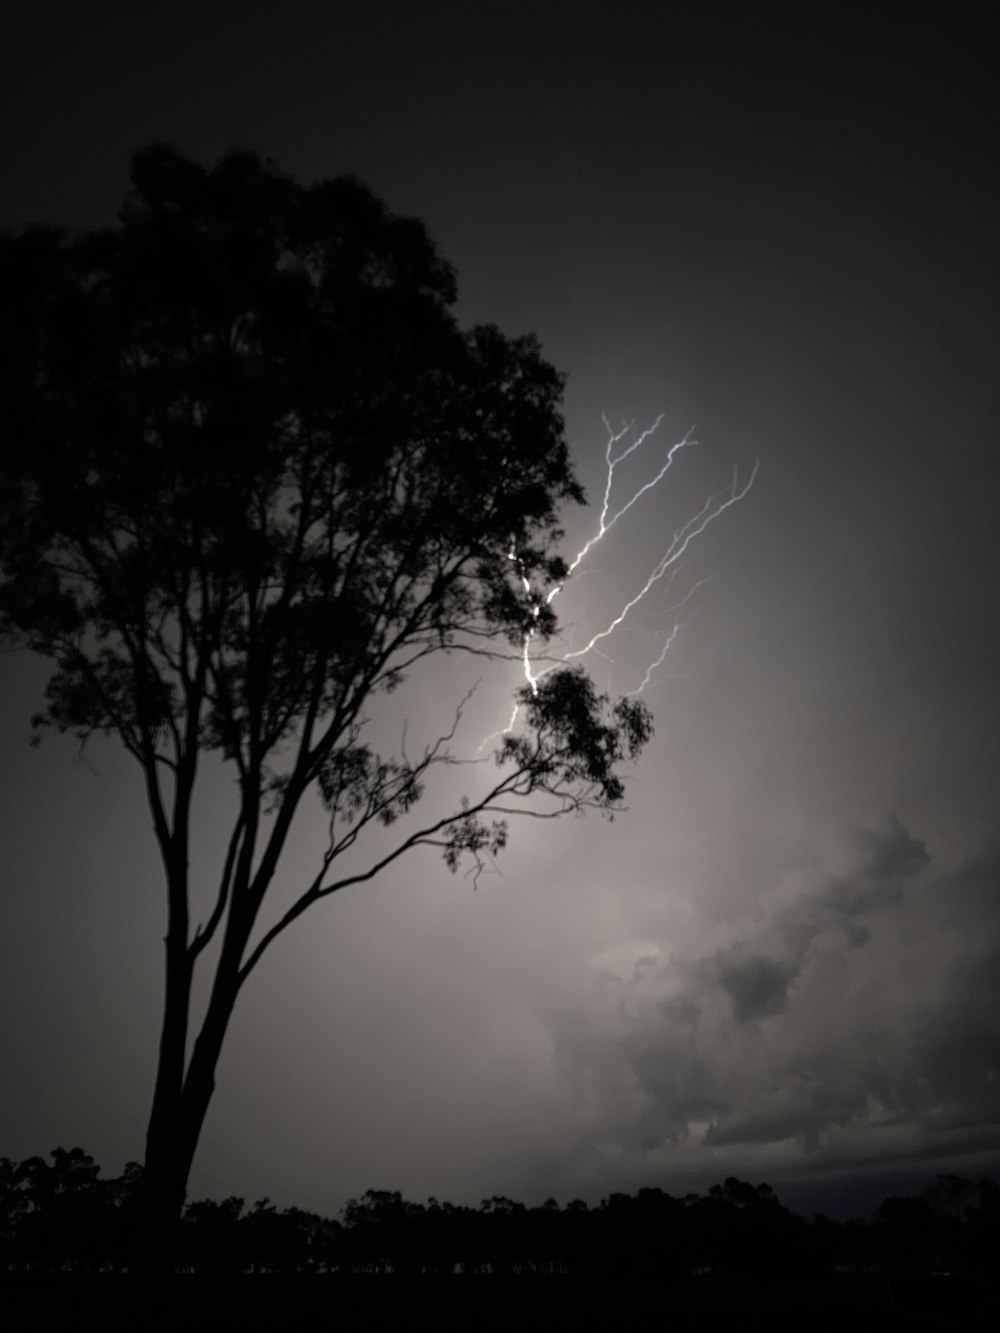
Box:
[2,4,998,1219]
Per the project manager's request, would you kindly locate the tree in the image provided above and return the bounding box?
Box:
[0,144,651,1269]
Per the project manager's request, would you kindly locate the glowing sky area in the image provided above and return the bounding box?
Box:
[1,5,998,1220]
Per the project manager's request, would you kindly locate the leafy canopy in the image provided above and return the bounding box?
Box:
[0,145,650,943]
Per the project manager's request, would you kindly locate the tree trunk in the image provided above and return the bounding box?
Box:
[135,912,248,1275]
[120,973,240,1327]
[130,788,262,1317]
[135,883,193,1276]
[138,1040,224,1269]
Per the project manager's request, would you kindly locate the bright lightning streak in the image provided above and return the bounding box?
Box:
[480,418,758,751]
[565,414,695,576]
[530,416,697,691]
[553,460,758,669]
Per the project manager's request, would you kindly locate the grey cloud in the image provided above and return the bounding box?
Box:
[544,816,1000,1176]
[704,1102,822,1148]
[709,948,800,1022]
[837,813,929,882]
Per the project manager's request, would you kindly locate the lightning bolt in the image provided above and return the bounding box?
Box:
[553,460,757,669]
[628,622,682,697]
[481,417,758,749]
[623,577,714,696]
[565,414,695,576]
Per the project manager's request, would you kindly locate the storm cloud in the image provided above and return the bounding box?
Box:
[544,818,1000,1177]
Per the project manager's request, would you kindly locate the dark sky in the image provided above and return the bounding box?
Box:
[2,4,998,1218]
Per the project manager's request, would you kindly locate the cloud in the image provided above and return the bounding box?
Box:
[542,817,1000,1180]
[709,948,800,1023]
[828,812,929,883]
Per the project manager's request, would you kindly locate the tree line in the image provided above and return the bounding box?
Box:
[2,1148,997,1278]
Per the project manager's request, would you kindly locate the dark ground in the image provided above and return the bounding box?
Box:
[3,1273,997,1330]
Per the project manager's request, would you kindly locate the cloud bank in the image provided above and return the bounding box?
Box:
[539,816,1000,1192]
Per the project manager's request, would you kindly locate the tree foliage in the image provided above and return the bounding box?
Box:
[0,143,651,955]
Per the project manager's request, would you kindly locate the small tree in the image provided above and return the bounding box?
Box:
[0,145,651,1267]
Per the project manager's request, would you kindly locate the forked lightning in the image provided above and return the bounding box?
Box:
[483,416,757,747]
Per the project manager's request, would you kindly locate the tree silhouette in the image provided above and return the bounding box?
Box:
[0,144,652,1270]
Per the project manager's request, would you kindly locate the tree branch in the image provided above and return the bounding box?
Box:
[237,736,561,984]
[189,807,246,962]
